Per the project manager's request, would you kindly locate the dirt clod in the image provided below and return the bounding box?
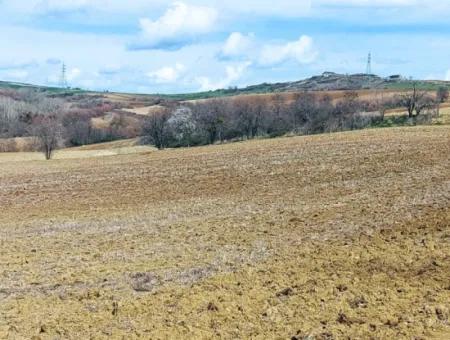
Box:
[277,287,294,297]
[207,302,219,312]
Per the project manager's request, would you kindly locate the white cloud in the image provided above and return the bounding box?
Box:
[219,33,318,68]
[2,70,29,81]
[197,61,251,91]
[97,65,123,76]
[1,1,449,93]
[136,2,218,49]
[67,67,81,81]
[315,0,418,6]
[259,35,318,66]
[4,0,450,20]
[0,61,38,71]
[148,63,186,83]
[428,69,450,81]
[3,0,166,15]
[4,0,311,17]
[220,32,255,59]
[20,0,448,17]
[36,0,90,12]
[219,0,311,17]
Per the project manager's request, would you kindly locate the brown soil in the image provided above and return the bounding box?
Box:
[0,126,449,339]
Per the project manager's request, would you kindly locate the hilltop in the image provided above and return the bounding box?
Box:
[162,72,450,100]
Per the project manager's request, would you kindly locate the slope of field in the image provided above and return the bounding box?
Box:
[122,105,166,116]
[0,126,449,339]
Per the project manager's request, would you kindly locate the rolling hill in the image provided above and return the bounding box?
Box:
[1,72,449,101]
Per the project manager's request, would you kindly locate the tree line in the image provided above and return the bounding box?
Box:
[1,86,448,158]
[142,87,448,150]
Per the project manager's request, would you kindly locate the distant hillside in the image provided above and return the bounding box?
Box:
[1,72,449,101]
[162,73,450,100]
[0,80,87,96]
[245,72,387,92]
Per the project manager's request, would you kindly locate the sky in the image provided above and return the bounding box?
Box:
[0,0,449,94]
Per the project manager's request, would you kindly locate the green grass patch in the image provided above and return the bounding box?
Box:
[371,115,413,128]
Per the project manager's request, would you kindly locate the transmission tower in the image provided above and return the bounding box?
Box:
[59,62,68,88]
[366,53,372,75]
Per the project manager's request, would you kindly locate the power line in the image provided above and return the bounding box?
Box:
[59,62,68,88]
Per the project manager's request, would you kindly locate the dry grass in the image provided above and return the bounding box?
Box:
[0,141,154,163]
[0,126,449,339]
[437,106,450,124]
[122,105,166,116]
[185,89,406,106]
[0,137,35,152]
[69,138,141,151]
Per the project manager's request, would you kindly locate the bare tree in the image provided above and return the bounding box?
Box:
[0,97,31,137]
[436,87,449,116]
[437,87,449,103]
[142,107,172,149]
[191,99,226,144]
[62,112,92,146]
[335,91,361,116]
[399,84,428,118]
[266,94,290,137]
[290,92,317,131]
[415,95,436,116]
[312,94,334,133]
[232,98,264,139]
[32,116,62,160]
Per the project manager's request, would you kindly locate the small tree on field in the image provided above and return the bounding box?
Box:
[32,116,62,160]
[142,108,172,149]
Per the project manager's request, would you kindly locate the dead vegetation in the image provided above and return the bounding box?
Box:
[0,126,449,338]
